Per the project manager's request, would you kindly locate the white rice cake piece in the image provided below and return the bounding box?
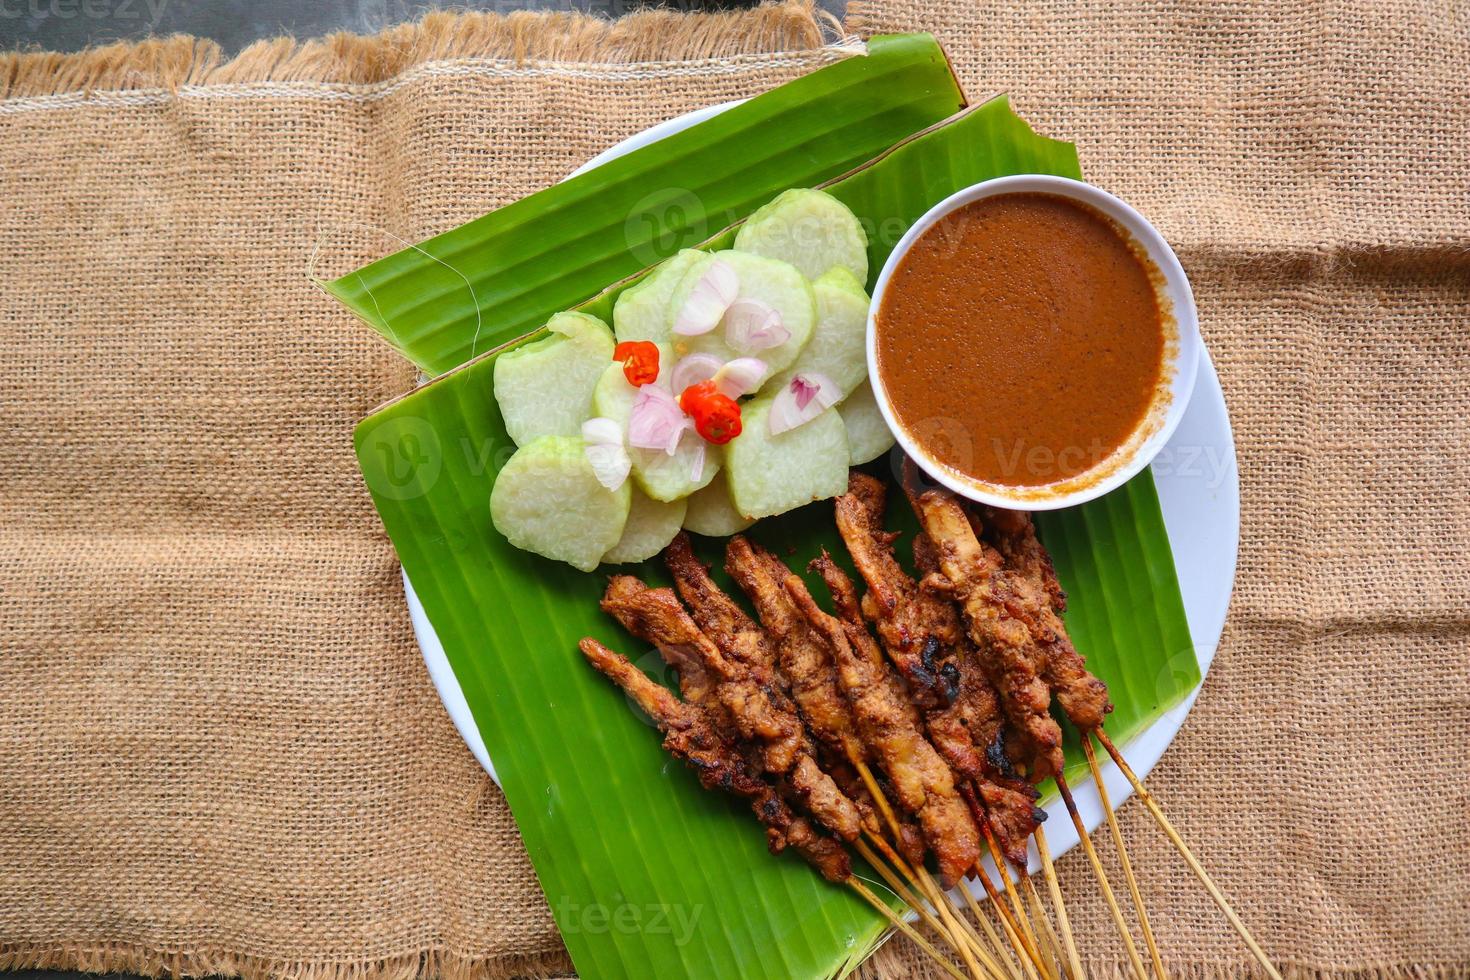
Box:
[681,470,755,537]
[493,311,615,447]
[490,435,630,572]
[612,249,705,346]
[768,266,870,400]
[724,398,849,520]
[603,487,687,564]
[734,188,869,284]
[838,381,896,466]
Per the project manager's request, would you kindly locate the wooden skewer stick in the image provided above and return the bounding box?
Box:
[958,784,1049,979]
[855,836,956,953]
[1055,772,1148,980]
[848,877,968,980]
[960,875,1026,980]
[1093,731,1283,980]
[1083,735,1165,980]
[914,861,1011,980]
[1021,872,1072,980]
[980,824,1051,980]
[851,763,997,980]
[1034,825,1085,980]
[972,867,1040,980]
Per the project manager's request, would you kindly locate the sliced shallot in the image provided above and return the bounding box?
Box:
[724,298,790,352]
[581,417,630,491]
[669,352,723,395]
[686,439,706,482]
[627,384,693,456]
[712,357,768,399]
[672,260,739,336]
[768,372,841,435]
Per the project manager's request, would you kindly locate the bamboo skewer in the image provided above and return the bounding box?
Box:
[1093,731,1282,980]
[1021,872,1069,980]
[1055,773,1147,980]
[960,879,1026,980]
[855,836,956,951]
[980,824,1050,980]
[1035,824,1086,980]
[914,862,1009,980]
[848,877,968,980]
[1082,736,1165,980]
[852,762,1003,980]
[973,869,1041,980]
[959,785,1049,979]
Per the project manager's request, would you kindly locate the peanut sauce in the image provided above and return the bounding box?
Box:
[875,192,1166,489]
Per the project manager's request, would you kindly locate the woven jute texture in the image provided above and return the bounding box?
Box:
[2,1,1467,978]
[840,1,1470,978]
[0,6,852,980]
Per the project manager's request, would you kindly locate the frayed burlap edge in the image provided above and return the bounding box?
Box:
[0,941,575,980]
[0,0,840,100]
[842,0,883,39]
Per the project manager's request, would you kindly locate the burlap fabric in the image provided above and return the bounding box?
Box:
[842,0,1470,976]
[1,1,1466,977]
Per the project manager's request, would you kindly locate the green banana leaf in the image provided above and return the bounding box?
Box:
[320,33,966,375]
[353,94,1197,980]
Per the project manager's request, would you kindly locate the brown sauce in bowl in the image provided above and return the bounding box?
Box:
[875,192,1167,490]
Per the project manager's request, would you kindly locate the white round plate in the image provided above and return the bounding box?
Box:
[406,104,1240,879]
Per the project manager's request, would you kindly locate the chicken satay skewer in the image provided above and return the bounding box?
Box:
[832,476,1053,976]
[598,580,957,953]
[987,505,1282,979]
[1093,730,1281,980]
[718,536,1008,973]
[905,476,1147,977]
[786,559,1025,980]
[981,507,1162,980]
[578,636,970,980]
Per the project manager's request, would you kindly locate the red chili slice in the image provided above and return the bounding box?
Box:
[679,380,743,445]
[613,340,660,387]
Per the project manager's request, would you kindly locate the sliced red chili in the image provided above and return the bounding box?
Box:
[613,340,660,387]
[679,380,743,445]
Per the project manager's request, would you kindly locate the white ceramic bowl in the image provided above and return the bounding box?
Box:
[866,174,1201,511]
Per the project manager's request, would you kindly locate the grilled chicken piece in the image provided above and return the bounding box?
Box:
[979,506,1067,613]
[727,535,929,865]
[647,538,865,843]
[579,637,850,882]
[837,473,1043,863]
[902,467,1067,782]
[665,532,777,674]
[602,575,727,717]
[725,536,866,765]
[786,554,981,889]
[979,507,1113,731]
[835,473,961,711]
